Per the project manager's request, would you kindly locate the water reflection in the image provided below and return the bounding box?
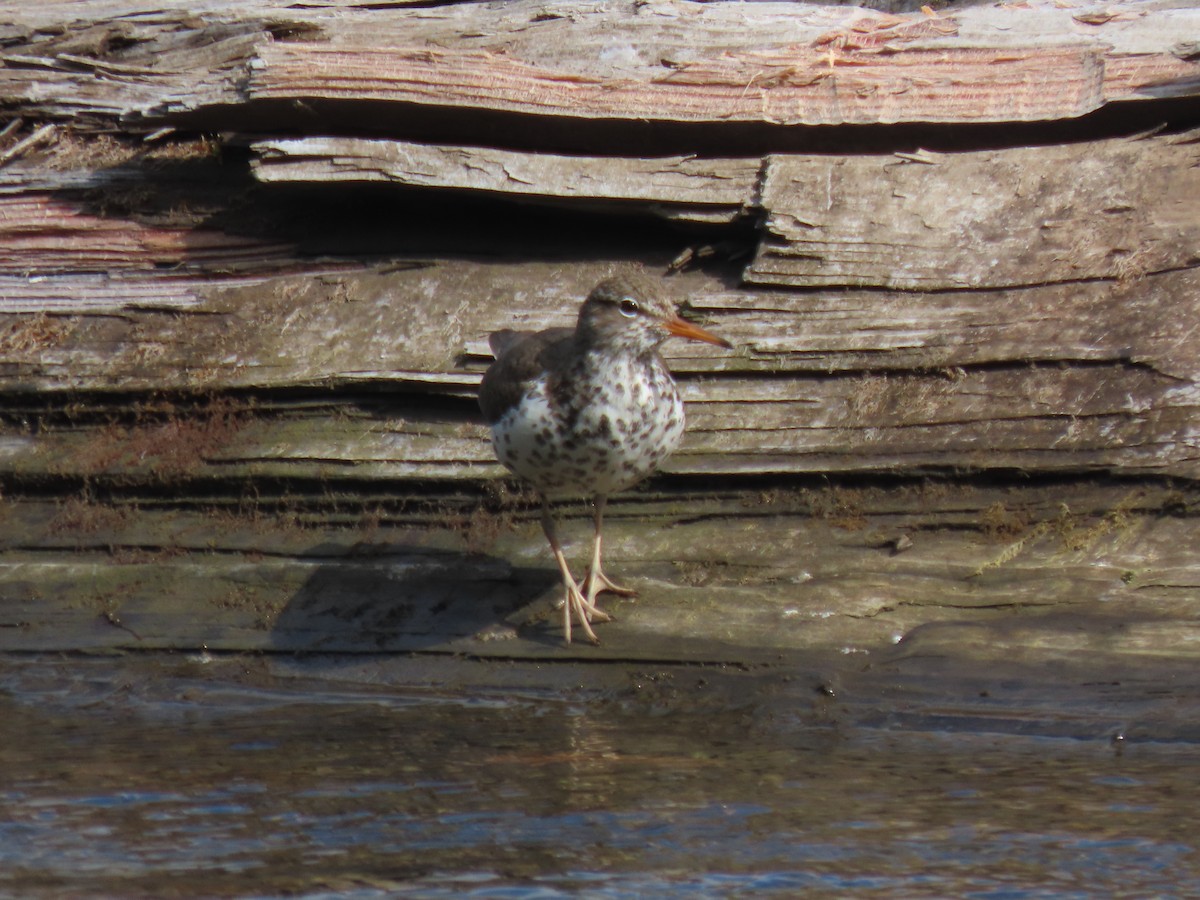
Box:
[0,655,1196,897]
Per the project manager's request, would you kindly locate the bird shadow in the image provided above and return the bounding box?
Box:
[268,538,561,653]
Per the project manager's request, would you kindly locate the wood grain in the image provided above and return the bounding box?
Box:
[252,138,759,223]
[2,2,1196,126]
[750,136,1200,289]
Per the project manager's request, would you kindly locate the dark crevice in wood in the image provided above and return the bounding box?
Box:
[153,96,1200,159]
[679,355,1183,381]
[388,649,763,671]
[6,468,1190,510]
[0,385,479,424]
[738,264,1200,298]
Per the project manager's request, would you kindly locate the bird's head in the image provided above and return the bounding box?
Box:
[575,274,732,356]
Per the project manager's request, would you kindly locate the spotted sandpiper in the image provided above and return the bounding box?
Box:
[478,273,732,644]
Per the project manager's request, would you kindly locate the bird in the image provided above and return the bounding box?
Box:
[478,273,732,644]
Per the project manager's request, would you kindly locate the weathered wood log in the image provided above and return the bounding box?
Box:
[251,138,760,224]
[2,2,1197,128]
[0,16,260,122]
[1,360,1195,483]
[6,261,1198,386]
[0,193,295,275]
[250,43,1110,128]
[241,4,1200,127]
[3,284,1197,479]
[750,135,1200,290]
[0,483,1195,665]
[0,1,1198,697]
[2,248,1197,477]
[247,131,1200,295]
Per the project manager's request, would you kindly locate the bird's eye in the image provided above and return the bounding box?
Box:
[618,298,639,317]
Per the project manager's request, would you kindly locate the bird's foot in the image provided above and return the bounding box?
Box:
[562,582,602,646]
[583,566,638,611]
[550,594,613,622]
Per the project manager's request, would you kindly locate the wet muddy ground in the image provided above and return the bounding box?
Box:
[2,652,1197,898]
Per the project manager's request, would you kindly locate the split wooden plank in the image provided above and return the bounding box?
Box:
[748,134,1200,290]
[689,270,1200,382]
[2,356,1195,483]
[248,133,1200,293]
[0,18,261,122]
[3,262,1196,390]
[0,273,274,315]
[2,2,1197,128]
[0,194,297,276]
[244,2,1200,127]
[249,42,1109,128]
[251,138,760,224]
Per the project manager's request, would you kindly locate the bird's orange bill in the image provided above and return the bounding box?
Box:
[663,316,733,349]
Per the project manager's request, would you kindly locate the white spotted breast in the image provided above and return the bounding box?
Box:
[490,351,684,499]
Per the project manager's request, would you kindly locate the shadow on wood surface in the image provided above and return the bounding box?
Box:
[270,552,558,653]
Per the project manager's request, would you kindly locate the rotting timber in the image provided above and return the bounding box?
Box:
[1,0,1199,737]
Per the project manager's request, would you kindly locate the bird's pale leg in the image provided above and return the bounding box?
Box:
[583,495,638,611]
[540,501,599,645]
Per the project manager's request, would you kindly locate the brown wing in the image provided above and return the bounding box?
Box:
[487,329,529,358]
[478,327,574,424]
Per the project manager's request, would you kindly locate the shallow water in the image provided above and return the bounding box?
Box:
[1,654,1197,898]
